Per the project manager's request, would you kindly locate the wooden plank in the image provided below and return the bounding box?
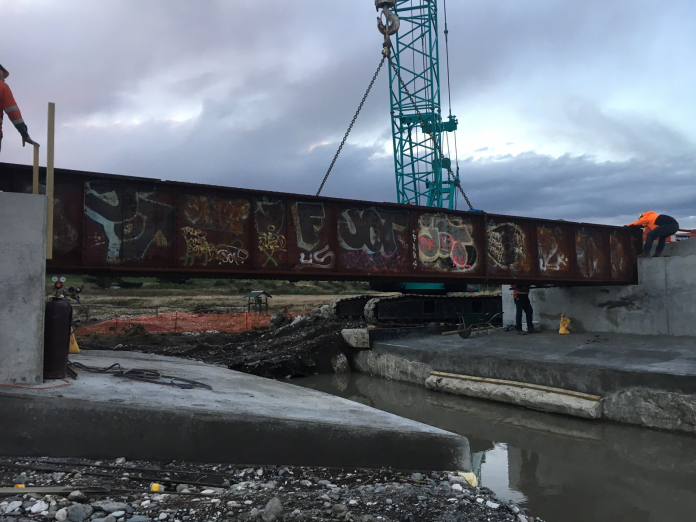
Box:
[0,486,106,495]
[46,102,56,259]
[32,144,39,194]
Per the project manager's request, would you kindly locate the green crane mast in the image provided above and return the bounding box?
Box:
[381,0,461,209]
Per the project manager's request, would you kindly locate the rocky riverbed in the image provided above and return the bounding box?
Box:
[78,309,363,379]
[0,457,542,522]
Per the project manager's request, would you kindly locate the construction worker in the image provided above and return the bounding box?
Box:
[0,63,37,153]
[510,284,537,335]
[626,211,679,258]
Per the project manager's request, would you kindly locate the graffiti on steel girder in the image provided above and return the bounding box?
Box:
[338,207,408,254]
[418,214,477,271]
[609,232,630,279]
[180,195,251,268]
[486,222,530,272]
[255,199,287,267]
[337,207,408,271]
[84,181,172,263]
[53,197,79,254]
[293,202,335,270]
[179,227,249,267]
[576,229,605,278]
[342,250,405,272]
[183,195,250,235]
[537,226,569,272]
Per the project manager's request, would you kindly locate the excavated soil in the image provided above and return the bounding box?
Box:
[78,314,365,379]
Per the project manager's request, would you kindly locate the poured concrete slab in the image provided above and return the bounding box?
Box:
[0,351,470,471]
[372,330,696,396]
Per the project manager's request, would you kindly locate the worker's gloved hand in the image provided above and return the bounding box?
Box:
[22,133,38,147]
[15,122,37,147]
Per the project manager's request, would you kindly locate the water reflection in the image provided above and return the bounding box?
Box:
[293,373,696,522]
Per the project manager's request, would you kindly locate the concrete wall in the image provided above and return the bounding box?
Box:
[502,239,696,336]
[0,192,47,384]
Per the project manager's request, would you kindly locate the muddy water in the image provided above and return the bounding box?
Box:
[293,373,696,522]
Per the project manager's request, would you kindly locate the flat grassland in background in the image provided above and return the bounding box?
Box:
[47,276,375,321]
[47,275,501,322]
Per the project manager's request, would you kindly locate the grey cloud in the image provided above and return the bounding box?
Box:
[1,0,694,232]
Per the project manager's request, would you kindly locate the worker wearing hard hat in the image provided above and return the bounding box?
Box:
[0,63,37,152]
[626,211,679,258]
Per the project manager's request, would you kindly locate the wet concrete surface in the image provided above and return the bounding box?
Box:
[0,351,470,471]
[372,329,696,394]
[293,373,696,522]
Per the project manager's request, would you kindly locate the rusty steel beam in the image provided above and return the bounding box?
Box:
[0,162,641,285]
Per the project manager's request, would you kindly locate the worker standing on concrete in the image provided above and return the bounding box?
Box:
[626,211,679,258]
[0,63,37,153]
[511,284,537,335]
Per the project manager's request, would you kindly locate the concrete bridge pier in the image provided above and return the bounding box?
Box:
[0,192,46,385]
[503,238,696,336]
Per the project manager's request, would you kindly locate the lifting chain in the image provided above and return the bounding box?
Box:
[386,54,474,210]
[316,55,386,197]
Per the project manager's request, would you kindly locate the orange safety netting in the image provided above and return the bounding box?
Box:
[75,311,306,337]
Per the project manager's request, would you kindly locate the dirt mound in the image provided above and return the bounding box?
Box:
[79,313,365,379]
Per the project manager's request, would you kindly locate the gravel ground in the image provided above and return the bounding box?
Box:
[0,457,543,522]
[78,309,364,379]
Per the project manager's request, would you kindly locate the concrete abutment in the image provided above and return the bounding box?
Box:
[0,192,47,385]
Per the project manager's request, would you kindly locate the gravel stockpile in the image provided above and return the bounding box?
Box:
[0,457,543,522]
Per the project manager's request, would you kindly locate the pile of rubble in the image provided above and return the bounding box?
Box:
[0,457,541,522]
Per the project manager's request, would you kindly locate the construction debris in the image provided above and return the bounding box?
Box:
[0,457,543,522]
[79,308,365,379]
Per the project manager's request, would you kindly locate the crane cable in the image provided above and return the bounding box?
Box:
[316,56,386,197]
[442,0,462,204]
[317,4,474,211]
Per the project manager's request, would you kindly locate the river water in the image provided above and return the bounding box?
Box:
[293,373,696,522]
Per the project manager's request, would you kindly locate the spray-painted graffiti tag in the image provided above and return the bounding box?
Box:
[576,229,605,278]
[293,202,335,270]
[256,199,287,267]
[183,196,250,235]
[486,222,530,272]
[84,181,173,264]
[179,227,249,267]
[418,214,477,271]
[537,226,569,273]
[337,207,408,271]
[178,195,251,268]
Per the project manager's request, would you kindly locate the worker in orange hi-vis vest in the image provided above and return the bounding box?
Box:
[625,211,679,258]
[0,63,38,153]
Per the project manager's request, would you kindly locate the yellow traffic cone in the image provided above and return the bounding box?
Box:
[559,313,571,335]
[69,328,80,354]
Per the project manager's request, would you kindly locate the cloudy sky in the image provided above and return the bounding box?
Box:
[2,0,695,227]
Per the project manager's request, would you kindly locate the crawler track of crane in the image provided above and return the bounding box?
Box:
[332,294,502,326]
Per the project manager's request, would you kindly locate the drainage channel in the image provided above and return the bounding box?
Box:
[291,373,696,522]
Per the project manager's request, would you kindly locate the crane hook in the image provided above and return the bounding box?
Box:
[376,0,400,38]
